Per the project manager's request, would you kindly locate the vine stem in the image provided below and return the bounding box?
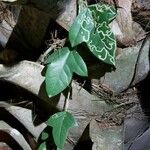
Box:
[63,87,71,111]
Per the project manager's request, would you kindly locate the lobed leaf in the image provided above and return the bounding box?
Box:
[45,47,87,97]
[69,3,117,65]
[47,111,78,149]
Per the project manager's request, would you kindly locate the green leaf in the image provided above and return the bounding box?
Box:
[78,0,88,13]
[41,131,49,141]
[38,142,47,150]
[69,3,117,65]
[69,7,94,47]
[47,111,78,149]
[45,47,88,97]
[57,148,62,150]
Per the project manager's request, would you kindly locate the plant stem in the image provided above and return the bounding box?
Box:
[63,87,71,111]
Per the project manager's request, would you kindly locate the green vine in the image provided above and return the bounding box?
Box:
[39,2,117,149]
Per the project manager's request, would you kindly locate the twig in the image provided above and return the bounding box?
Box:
[37,38,66,63]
